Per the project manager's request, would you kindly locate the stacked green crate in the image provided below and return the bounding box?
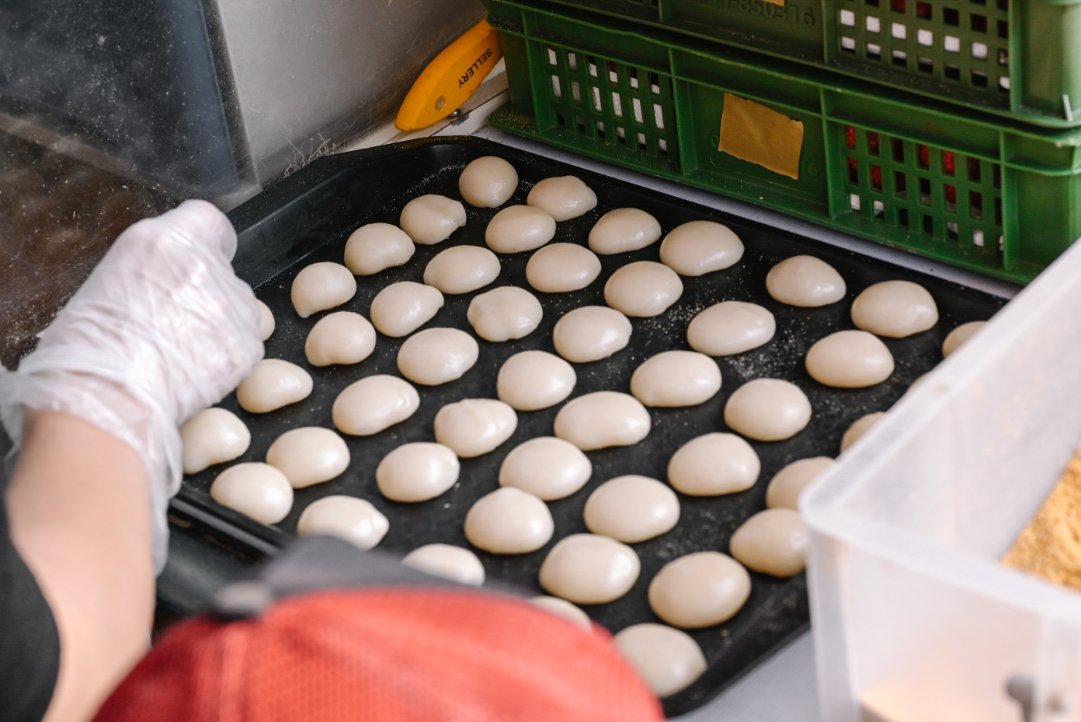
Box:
[487,0,1081,282]
[520,0,1081,128]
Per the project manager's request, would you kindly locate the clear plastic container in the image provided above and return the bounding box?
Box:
[803,238,1081,722]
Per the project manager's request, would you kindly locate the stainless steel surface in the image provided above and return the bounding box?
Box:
[213,0,486,185]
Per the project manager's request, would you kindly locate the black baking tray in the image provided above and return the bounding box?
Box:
[174,136,1008,716]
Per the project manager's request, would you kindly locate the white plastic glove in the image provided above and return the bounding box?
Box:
[0,199,264,573]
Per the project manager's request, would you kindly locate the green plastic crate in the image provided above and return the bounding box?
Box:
[487,0,1081,282]
[515,0,1081,129]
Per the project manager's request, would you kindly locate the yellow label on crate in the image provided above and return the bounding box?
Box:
[718,93,803,180]
[759,0,785,6]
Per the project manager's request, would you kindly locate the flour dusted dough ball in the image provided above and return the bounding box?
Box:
[667,432,760,496]
[464,487,554,554]
[399,194,467,245]
[943,320,986,357]
[256,300,275,342]
[297,496,389,550]
[583,475,680,543]
[496,351,576,411]
[554,391,651,451]
[729,508,809,577]
[485,205,556,253]
[459,155,518,208]
[304,311,377,367]
[525,243,602,293]
[210,463,293,524]
[402,544,485,586]
[343,222,415,275]
[236,359,313,413]
[529,596,592,630]
[552,306,632,363]
[265,427,350,489]
[687,301,775,357]
[376,442,460,502]
[630,350,721,407]
[423,245,501,294]
[805,330,894,388]
[526,175,597,221]
[766,456,834,510]
[588,208,662,255]
[851,280,938,338]
[648,551,751,628]
[369,281,444,337]
[466,286,543,342]
[433,399,518,458]
[604,261,683,318]
[840,411,886,453]
[181,408,250,475]
[291,261,357,318]
[613,624,707,698]
[724,378,812,441]
[499,436,591,501]
[765,255,846,307]
[659,220,744,276]
[396,327,479,385]
[332,375,420,436]
[539,533,640,604]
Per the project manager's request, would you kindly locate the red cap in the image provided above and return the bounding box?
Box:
[93,588,664,722]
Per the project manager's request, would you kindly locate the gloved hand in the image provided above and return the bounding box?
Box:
[0,199,264,572]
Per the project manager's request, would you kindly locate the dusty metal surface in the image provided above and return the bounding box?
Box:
[0,133,175,368]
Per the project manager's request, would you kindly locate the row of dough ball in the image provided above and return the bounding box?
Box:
[191,413,821,558]
[537,522,807,616]
[369,418,812,518]
[303,171,743,328]
[459,157,744,280]
[195,394,835,551]
[284,265,953,427]
[297,218,929,355]
[765,254,941,337]
[206,424,352,523]
[285,251,940,366]
[225,364,813,505]
[497,431,833,512]
[413,215,735,303]
[418,156,743,261]
[547,381,806,451]
[246,304,924,429]
[283,255,963,401]
[409,223,723,310]
[341,164,593,276]
[246,290,981,426]
[201,431,815,568]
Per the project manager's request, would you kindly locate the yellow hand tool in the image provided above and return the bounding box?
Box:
[395,18,502,132]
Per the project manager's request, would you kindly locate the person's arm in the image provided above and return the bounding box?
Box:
[7,410,152,722]
[0,199,264,721]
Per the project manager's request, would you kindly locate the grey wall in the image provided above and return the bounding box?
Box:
[214,0,486,183]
